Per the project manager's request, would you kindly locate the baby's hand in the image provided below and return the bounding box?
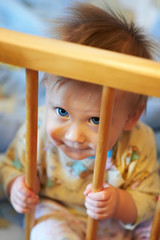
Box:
[84,183,119,220]
[10,175,40,213]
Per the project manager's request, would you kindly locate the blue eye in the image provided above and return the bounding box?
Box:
[90,117,99,125]
[55,107,69,117]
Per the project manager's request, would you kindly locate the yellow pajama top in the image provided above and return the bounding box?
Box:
[1,107,160,228]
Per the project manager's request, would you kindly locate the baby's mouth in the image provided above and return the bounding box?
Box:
[62,141,91,152]
[65,145,88,152]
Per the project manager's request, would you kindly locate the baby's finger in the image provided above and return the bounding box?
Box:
[86,208,110,220]
[16,197,38,209]
[13,176,33,198]
[11,196,38,213]
[13,203,32,214]
[85,199,107,212]
[87,188,111,201]
[15,190,39,203]
[85,196,107,208]
[11,198,32,213]
[83,183,92,196]
[18,183,36,198]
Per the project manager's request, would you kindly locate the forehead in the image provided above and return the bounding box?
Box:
[46,76,136,112]
[47,77,102,111]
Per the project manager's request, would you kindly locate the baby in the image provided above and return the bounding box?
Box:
[1,3,160,240]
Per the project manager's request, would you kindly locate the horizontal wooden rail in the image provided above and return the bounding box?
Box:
[0,28,160,97]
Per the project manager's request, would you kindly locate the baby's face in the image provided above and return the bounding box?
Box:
[45,78,135,160]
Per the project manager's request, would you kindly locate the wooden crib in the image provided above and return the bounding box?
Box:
[0,28,160,240]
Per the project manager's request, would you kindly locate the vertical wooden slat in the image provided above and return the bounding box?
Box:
[25,69,38,240]
[86,87,115,240]
[149,195,160,240]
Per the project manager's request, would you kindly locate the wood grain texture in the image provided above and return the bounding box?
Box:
[25,69,38,240]
[86,87,115,240]
[0,28,160,97]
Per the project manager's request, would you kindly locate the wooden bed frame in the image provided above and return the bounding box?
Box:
[0,28,160,240]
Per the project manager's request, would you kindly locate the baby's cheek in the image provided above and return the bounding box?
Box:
[107,134,116,151]
[45,121,58,143]
[48,130,60,143]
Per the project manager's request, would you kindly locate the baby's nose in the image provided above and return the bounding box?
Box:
[65,123,85,143]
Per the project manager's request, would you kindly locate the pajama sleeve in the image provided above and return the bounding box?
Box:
[108,122,160,229]
[121,122,160,227]
[0,106,46,197]
[0,123,26,195]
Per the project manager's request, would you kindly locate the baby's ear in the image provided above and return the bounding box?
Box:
[124,103,145,131]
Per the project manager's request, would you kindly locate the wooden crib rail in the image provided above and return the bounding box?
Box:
[0,28,160,240]
[86,87,115,240]
[25,69,38,240]
[0,28,160,97]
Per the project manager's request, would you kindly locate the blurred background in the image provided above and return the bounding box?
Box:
[0,1,160,239]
